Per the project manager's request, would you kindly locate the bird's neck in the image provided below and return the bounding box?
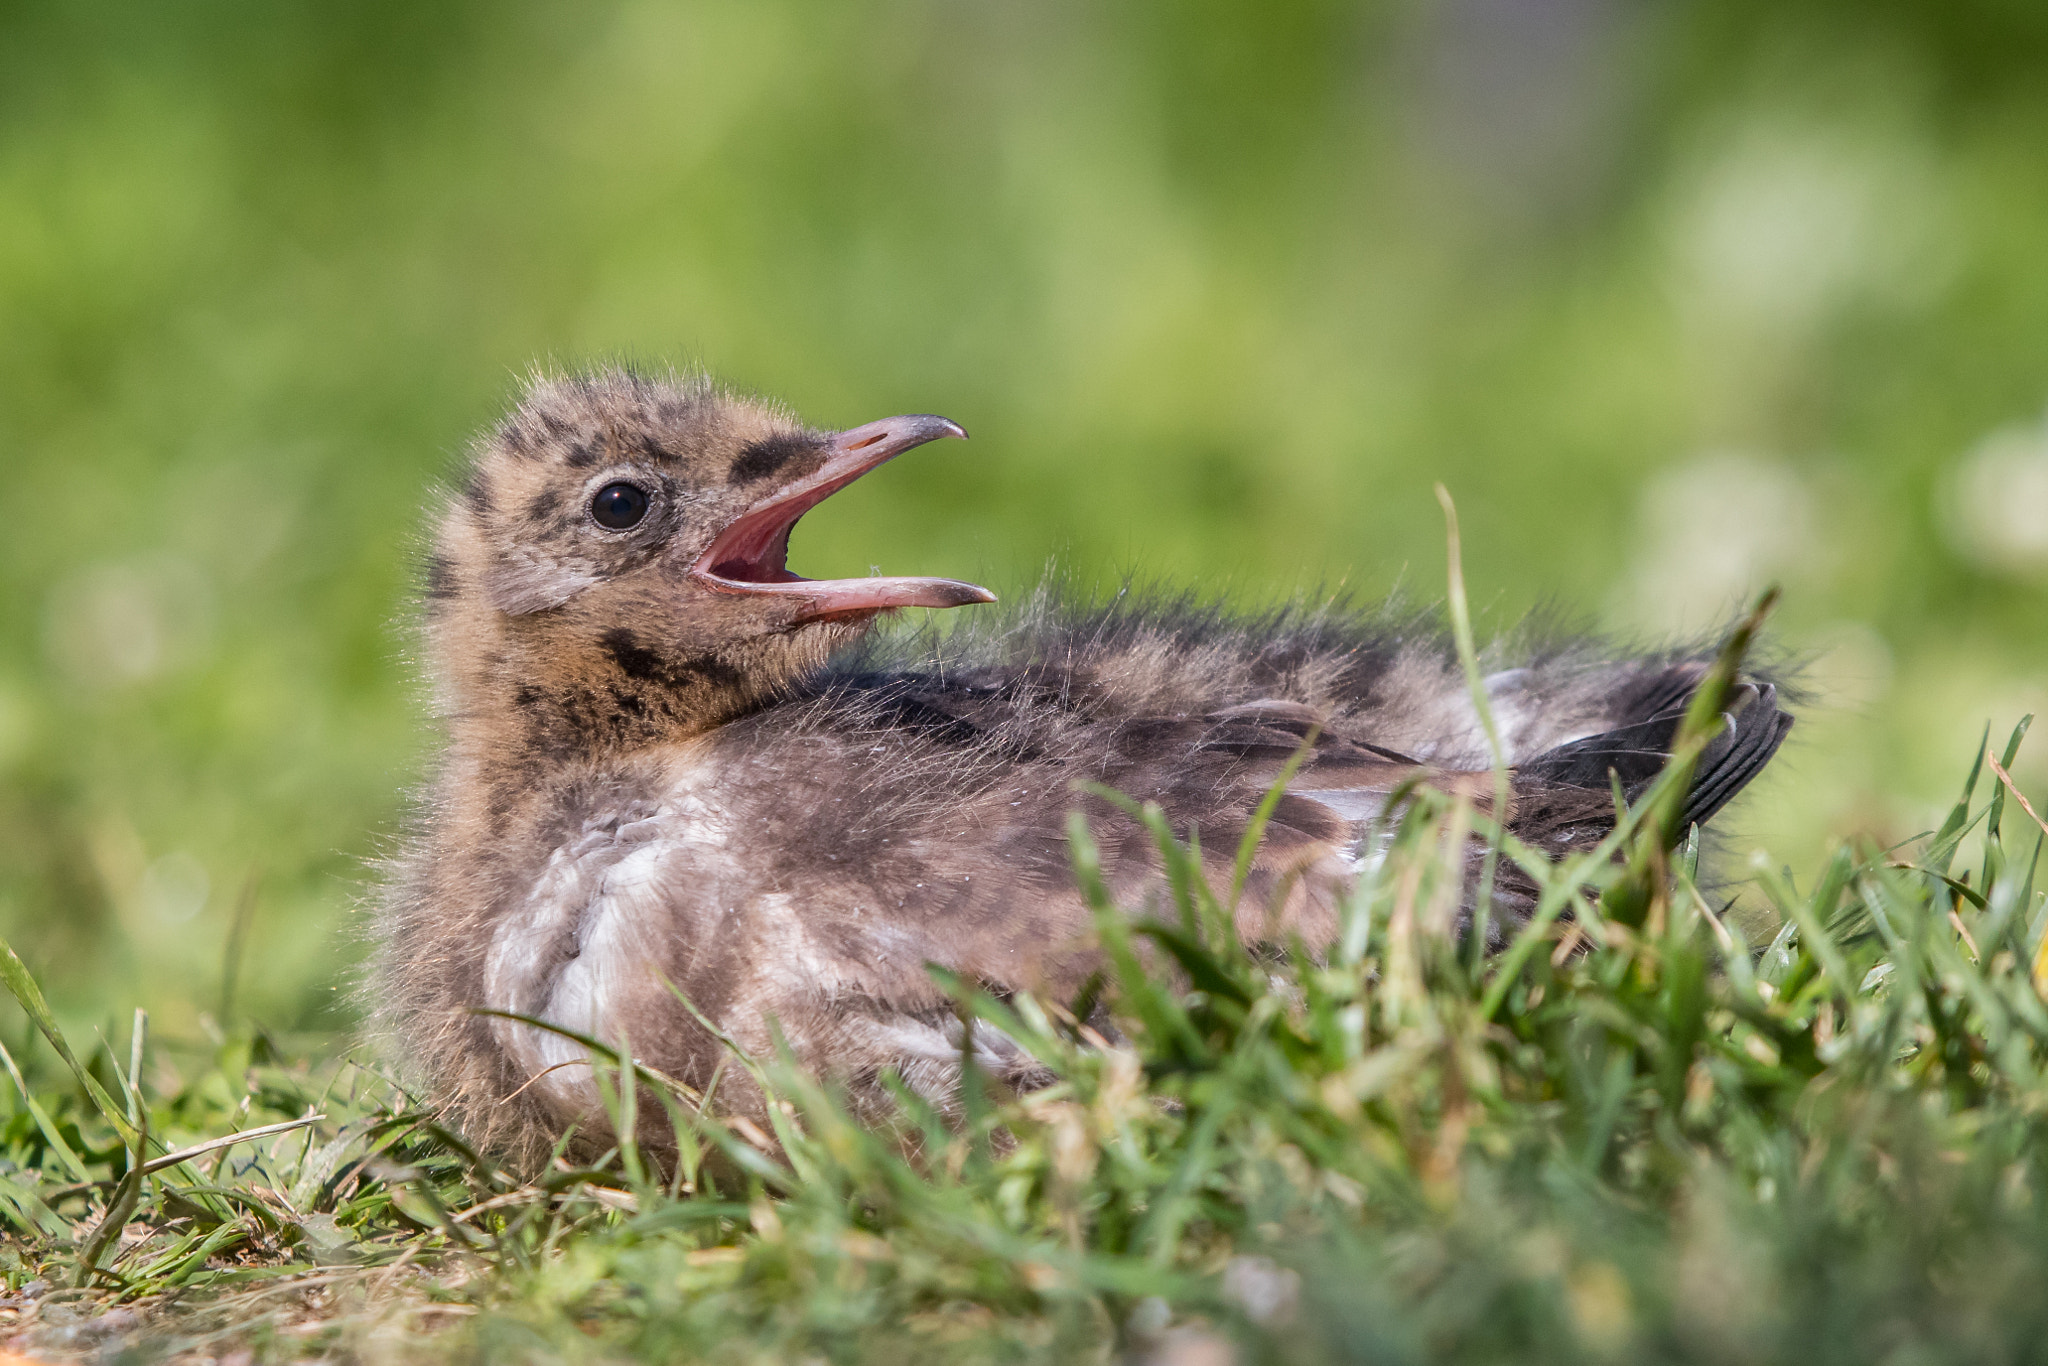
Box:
[461,638,748,770]
[431,612,853,812]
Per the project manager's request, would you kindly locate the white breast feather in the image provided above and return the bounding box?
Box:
[484,766,735,1120]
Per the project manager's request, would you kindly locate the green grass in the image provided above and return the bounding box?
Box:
[0,620,2042,1362]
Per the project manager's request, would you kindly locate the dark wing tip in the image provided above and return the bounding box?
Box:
[1680,683,1794,830]
[1518,678,1794,833]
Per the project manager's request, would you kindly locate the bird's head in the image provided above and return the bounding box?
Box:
[425,370,993,752]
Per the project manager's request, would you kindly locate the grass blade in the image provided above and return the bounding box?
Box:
[0,931,141,1149]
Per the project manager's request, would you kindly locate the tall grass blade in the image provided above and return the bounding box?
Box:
[0,930,142,1148]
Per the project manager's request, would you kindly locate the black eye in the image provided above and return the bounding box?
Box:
[590,482,650,530]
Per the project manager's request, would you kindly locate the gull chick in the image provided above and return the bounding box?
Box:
[374,369,1791,1164]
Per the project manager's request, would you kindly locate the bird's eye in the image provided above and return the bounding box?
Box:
[589,482,650,530]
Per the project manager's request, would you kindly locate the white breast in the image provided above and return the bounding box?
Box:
[483,776,733,1121]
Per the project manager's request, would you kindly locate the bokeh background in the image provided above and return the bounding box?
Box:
[3,0,2046,1038]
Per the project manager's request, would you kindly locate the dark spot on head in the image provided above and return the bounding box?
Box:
[499,421,537,459]
[464,469,493,516]
[424,553,457,600]
[602,627,665,681]
[513,685,542,709]
[729,434,820,485]
[564,440,599,469]
[526,487,564,523]
[636,434,675,463]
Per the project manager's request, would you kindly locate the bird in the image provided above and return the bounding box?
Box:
[372,367,1792,1167]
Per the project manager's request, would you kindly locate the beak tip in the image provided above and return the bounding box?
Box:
[934,581,998,608]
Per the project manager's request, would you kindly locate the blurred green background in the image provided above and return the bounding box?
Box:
[3,0,2046,1037]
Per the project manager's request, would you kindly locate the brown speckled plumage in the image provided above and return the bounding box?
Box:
[371,367,1792,1168]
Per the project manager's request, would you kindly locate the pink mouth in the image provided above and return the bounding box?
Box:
[690,414,997,622]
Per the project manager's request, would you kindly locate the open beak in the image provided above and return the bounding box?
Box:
[690,414,997,622]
